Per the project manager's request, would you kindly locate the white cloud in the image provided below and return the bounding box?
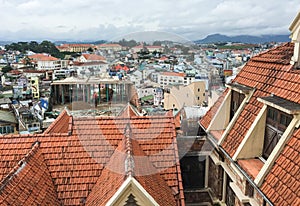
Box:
[0,0,299,41]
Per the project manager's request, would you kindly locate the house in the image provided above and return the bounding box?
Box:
[78,54,106,63]
[196,13,300,206]
[164,81,207,110]
[0,110,17,135]
[28,53,61,70]
[56,44,95,53]
[0,105,185,205]
[97,43,123,51]
[158,72,190,88]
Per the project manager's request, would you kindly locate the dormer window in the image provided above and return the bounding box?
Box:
[230,90,245,121]
[262,107,292,160]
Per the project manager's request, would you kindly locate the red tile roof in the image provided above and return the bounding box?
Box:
[261,129,300,206]
[238,158,264,179]
[0,142,60,205]
[200,88,229,129]
[86,129,177,205]
[200,42,300,205]
[82,54,106,61]
[0,107,184,205]
[28,54,59,61]
[161,72,186,77]
[44,109,72,134]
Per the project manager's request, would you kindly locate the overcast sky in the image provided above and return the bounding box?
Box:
[1,0,300,42]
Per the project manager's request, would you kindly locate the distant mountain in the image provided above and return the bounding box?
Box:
[195,33,290,44]
[0,41,13,46]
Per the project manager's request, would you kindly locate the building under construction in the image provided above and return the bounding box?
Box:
[50,76,139,113]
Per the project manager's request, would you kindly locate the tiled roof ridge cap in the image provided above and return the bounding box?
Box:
[124,124,134,177]
[0,141,41,193]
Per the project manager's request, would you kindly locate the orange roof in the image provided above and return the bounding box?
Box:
[0,106,185,205]
[98,43,121,47]
[161,72,186,77]
[82,54,106,61]
[44,110,72,134]
[261,130,300,206]
[0,142,60,205]
[199,42,300,205]
[28,54,59,61]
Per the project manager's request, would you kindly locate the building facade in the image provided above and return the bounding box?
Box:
[195,14,300,206]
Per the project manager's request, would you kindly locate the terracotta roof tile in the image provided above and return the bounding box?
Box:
[200,88,229,130]
[261,129,300,205]
[0,142,60,205]
[44,109,72,134]
[221,43,299,156]
[0,111,184,205]
[201,42,300,205]
[237,158,264,179]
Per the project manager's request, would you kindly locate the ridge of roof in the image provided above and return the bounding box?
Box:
[118,103,140,118]
[85,123,178,205]
[124,124,134,177]
[44,109,72,134]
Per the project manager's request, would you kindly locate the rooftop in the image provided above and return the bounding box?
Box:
[0,105,184,205]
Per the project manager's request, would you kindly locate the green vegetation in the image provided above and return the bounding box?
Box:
[1,65,13,73]
[5,40,64,58]
[116,39,138,48]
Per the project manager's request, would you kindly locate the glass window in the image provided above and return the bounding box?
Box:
[263,108,293,159]
[230,90,245,121]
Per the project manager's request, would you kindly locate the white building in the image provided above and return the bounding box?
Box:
[158,72,196,88]
[28,54,61,70]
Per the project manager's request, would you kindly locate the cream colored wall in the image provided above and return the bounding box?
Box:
[163,81,206,110]
[233,106,267,160]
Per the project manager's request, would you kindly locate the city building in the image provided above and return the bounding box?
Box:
[97,43,123,51]
[56,44,95,53]
[164,81,207,110]
[196,14,300,206]
[28,53,61,70]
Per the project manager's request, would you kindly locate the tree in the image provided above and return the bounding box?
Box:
[1,65,13,73]
[87,47,94,53]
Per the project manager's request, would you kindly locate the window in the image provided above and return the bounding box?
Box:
[230,90,245,120]
[180,156,206,189]
[262,108,292,159]
[225,176,235,206]
[0,126,14,134]
[198,88,200,92]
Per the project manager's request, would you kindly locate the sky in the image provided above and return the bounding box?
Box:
[1,0,300,42]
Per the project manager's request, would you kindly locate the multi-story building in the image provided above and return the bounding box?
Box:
[158,72,196,88]
[191,13,300,206]
[56,44,95,53]
[97,43,123,51]
[28,54,61,70]
[164,81,207,110]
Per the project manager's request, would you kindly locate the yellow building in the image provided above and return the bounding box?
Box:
[164,81,207,110]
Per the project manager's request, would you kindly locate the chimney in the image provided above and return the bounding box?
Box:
[290,11,300,66]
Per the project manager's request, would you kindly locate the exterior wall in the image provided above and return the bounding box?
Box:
[164,81,206,110]
[137,87,156,98]
[207,148,263,206]
[208,155,223,200]
[37,60,61,70]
